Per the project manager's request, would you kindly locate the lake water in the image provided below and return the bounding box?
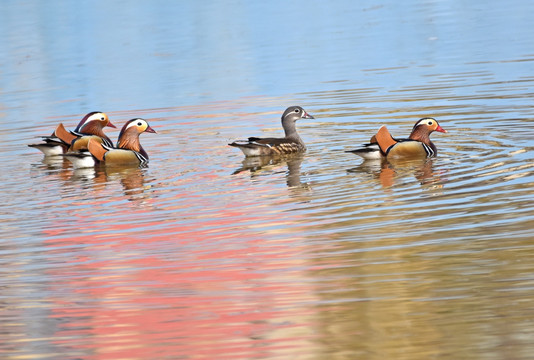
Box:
[2,1,534,359]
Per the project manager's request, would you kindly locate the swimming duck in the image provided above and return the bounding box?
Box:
[28,111,115,155]
[229,106,314,156]
[27,136,69,156]
[64,118,156,168]
[346,118,447,160]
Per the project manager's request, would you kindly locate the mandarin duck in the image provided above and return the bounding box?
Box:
[229,106,314,156]
[63,118,156,168]
[346,118,447,160]
[28,111,115,156]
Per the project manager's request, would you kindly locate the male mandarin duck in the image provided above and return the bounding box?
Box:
[28,111,115,156]
[28,135,68,156]
[229,106,314,156]
[347,118,447,160]
[63,118,156,168]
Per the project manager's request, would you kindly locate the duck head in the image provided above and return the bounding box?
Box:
[412,117,447,134]
[74,111,116,135]
[282,106,314,123]
[117,118,156,152]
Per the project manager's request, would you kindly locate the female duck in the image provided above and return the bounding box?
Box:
[229,106,314,156]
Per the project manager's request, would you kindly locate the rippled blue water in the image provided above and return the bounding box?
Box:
[2,1,534,359]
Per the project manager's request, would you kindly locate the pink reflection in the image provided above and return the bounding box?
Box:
[43,197,320,359]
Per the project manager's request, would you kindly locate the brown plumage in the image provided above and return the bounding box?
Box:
[229,106,314,156]
[70,135,111,152]
[87,139,108,161]
[54,123,78,145]
[87,118,157,166]
[28,111,115,156]
[347,118,447,160]
[63,111,116,151]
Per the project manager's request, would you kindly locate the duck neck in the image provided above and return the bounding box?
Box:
[282,119,302,142]
[410,127,436,153]
[118,133,149,159]
[118,129,141,151]
[78,122,110,142]
[409,126,431,144]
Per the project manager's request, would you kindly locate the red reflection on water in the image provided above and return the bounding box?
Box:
[43,195,319,359]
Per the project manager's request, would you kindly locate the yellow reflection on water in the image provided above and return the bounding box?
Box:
[307,232,534,359]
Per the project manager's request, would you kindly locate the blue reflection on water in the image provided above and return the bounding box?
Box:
[1,0,533,119]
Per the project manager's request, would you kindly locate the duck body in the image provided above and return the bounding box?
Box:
[347,118,446,160]
[230,137,306,156]
[28,111,115,156]
[229,106,314,157]
[65,118,156,168]
[62,151,99,169]
[347,142,382,160]
[88,143,150,166]
[57,112,116,152]
[28,137,69,156]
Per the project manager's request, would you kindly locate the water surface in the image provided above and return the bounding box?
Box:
[2,1,534,359]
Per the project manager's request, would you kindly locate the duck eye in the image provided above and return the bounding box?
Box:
[137,122,143,126]
[101,117,105,121]
[294,109,300,113]
[427,121,433,126]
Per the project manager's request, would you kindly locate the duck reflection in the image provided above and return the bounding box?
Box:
[34,155,70,173]
[62,164,150,199]
[232,153,309,189]
[70,166,107,183]
[33,153,150,200]
[105,166,148,197]
[349,157,443,188]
